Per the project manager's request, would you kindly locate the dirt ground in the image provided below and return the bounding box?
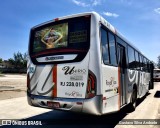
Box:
[0,74,27,100]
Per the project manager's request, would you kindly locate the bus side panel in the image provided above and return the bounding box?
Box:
[89,12,102,96]
[126,70,138,103]
[145,73,150,92]
[141,72,150,97]
[101,65,119,114]
[137,71,150,98]
[126,69,150,100]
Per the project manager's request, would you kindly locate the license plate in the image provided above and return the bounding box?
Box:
[47,102,60,108]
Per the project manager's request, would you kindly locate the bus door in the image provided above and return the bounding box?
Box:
[117,44,127,106]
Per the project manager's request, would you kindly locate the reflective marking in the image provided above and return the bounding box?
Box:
[52,65,57,97]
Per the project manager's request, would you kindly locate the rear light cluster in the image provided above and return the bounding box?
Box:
[86,70,97,98]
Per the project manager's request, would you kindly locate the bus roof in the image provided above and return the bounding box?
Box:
[97,12,151,61]
[98,12,147,59]
[31,11,151,62]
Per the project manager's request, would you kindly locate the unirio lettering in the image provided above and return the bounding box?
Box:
[62,66,86,75]
[62,66,75,75]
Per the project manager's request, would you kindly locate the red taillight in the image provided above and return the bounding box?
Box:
[86,71,96,98]
[76,102,82,105]
[103,97,106,100]
[27,74,30,91]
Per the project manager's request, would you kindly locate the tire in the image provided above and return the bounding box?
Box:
[147,82,150,94]
[149,81,151,90]
[129,88,137,111]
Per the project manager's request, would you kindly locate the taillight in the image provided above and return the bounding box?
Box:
[86,71,96,98]
[27,74,30,91]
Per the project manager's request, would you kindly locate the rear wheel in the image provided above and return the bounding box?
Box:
[147,82,150,94]
[129,88,137,111]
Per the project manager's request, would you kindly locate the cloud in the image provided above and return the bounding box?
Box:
[154,8,160,14]
[92,0,101,6]
[72,0,102,7]
[103,11,119,18]
[72,0,89,7]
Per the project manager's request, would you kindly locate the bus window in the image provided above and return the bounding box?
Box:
[108,32,117,66]
[135,51,139,70]
[143,58,147,72]
[139,54,143,71]
[101,28,109,64]
[128,46,135,69]
[147,60,150,72]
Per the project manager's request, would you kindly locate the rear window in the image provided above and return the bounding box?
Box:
[33,23,68,53]
[29,16,90,64]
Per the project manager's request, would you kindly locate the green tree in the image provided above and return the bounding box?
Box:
[8,51,27,69]
[22,52,28,68]
[157,55,160,69]
[13,51,23,68]
[0,58,2,63]
[8,58,15,65]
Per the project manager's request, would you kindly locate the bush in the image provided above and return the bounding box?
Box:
[0,68,26,74]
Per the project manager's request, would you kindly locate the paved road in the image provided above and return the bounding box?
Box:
[0,74,26,91]
[0,82,159,128]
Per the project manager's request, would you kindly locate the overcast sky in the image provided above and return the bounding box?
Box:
[0,0,160,63]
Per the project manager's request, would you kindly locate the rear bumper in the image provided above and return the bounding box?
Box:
[27,91,102,115]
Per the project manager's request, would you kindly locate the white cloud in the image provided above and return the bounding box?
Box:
[154,8,160,14]
[72,0,89,7]
[72,0,102,8]
[92,0,101,6]
[103,11,119,18]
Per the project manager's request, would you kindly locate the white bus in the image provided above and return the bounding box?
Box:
[153,69,160,82]
[27,12,154,115]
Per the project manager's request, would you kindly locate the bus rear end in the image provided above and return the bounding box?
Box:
[153,69,160,82]
[27,13,102,115]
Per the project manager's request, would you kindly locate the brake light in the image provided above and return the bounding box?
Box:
[86,71,96,98]
[27,74,30,91]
